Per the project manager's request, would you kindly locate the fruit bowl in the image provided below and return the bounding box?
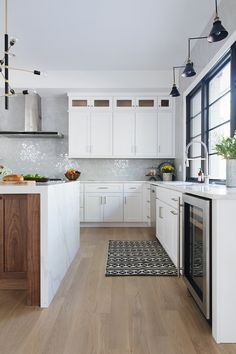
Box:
[64,169,81,181]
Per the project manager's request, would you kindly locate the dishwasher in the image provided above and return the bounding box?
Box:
[150,185,156,235]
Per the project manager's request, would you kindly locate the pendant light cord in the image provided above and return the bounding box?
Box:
[5,0,8,34]
[215,0,218,17]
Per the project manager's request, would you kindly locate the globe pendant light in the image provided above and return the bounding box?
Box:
[208,0,228,43]
[0,0,43,110]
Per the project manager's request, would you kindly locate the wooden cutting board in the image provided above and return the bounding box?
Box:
[0,180,36,185]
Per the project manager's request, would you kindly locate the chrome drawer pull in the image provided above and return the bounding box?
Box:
[98,187,108,189]
[171,198,178,202]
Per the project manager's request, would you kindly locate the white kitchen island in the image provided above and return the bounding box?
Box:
[0,181,80,307]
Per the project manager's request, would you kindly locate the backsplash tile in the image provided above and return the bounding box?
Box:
[0,95,173,180]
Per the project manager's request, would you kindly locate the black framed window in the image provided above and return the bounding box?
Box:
[186,42,236,182]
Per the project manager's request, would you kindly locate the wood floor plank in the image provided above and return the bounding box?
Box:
[0,227,235,354]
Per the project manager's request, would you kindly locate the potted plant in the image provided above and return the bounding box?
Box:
[215,135,236,187]
[160,165,175,182]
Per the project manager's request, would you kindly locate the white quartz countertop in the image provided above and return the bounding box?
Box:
[149,181,236,200]
[0,180,80,194]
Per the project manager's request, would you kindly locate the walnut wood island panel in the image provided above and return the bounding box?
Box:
[0,194,40,305]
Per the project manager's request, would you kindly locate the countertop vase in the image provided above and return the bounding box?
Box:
[162,173,173,182]
[226,159,236,187]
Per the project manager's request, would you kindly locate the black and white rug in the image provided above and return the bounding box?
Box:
[105,240,177,276]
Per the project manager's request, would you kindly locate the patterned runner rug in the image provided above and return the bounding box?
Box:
[106,240,177,276]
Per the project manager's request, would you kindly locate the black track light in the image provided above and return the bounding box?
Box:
[207,0,228,43]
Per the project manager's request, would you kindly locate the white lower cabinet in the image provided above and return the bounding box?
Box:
[85,193,123,222]
[83,183,145,224]
[85,193,103,222]
[124,193,142,222]
[103,194,123,222]
[156,191,180,267]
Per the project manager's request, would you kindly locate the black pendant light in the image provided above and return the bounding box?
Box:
[207,0,228,43]
[182,37,207,78]
[170,66,184,97]
[182,60,196,78]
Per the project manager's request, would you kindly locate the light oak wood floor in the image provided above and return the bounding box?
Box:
[0,227,236,354]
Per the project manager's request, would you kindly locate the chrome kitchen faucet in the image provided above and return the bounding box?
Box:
[185,140,209,184]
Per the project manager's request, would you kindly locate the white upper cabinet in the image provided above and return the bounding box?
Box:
[135,97,157,111]
[69,111,90,157]
[157,111,175,158]
[114,97,136,110]
[68,97,112,157]
[113,112,135,156]
[69,96,112,111]
[157,96,172,111]
[91,97,112,111]
[90,112,112,156]
[68,93,174,158]
[136,112,157,157]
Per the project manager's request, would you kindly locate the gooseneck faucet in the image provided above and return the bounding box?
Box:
[185,140,209,184]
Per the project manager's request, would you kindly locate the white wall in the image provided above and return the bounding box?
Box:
[0,70,172,92]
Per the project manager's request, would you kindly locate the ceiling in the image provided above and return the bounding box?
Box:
[0,0,219,71]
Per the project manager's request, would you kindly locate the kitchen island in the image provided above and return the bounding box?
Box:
[0,181,80,307]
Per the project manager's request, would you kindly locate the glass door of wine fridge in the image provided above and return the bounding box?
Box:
[183,194,211,320]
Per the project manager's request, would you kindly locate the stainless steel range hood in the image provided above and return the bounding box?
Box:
[0,94,64,138]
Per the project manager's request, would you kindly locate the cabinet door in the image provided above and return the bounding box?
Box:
[157,111,174,158]
[156,198,165,244]
[135,97,157,110]
[91,97,112,111]
[69,111,90,157]
[103,194,123,222]
[69,97,91,110]
[114,97,135,110]
[90,112,112,156]
[113,113,135,156]
[124,193,142,222]
[84,194,103,222]
[157,96,172,111]
[166,205,178,267]
[135,113,157,157]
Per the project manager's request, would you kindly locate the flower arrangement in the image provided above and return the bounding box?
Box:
[215,135,236,159]
[160,165,175,174]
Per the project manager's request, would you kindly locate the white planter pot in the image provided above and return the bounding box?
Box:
[226,159,236,187]
[163,173,173,182]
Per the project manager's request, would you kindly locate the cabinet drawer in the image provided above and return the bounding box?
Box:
[156,187,182,209]
[84,183,123,193]
[124,183,142,193]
